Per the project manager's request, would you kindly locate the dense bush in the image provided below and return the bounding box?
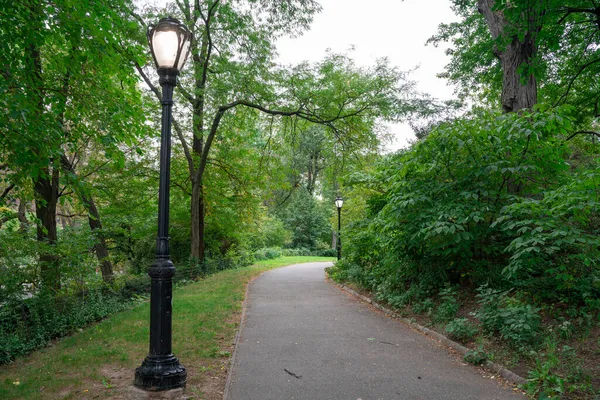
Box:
[282,247,312,257]
[333,109,600,308]
[315,248,337,257]
[433,286,459,324]
[474,285,541,346]
[253,247,283,261]
[0,285,131,364]
[0,248,257,364]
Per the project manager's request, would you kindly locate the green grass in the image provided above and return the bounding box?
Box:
[0,256,333,399]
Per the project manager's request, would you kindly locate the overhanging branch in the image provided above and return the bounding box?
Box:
[566,130,600,140]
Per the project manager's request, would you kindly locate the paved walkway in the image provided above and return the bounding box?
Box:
[227,262,523,400]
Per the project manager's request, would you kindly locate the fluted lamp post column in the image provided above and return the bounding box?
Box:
[134,16,192,392]
[335,196,343,261]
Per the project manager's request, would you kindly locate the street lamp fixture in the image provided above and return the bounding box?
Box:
[335,196,343,260]
[134,16,192,392]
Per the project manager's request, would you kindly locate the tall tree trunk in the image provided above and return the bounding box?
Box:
[28,13,61,292]
[17,199,28,231]
[86,200,113,279]
[499,34,537,112]
[477,0,538,112]
[60,155,114,282]
[86,195,113,282]
[34,167,60,292]
[191,178,206,262]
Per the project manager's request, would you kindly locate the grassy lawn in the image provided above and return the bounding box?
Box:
[0,256,334,399]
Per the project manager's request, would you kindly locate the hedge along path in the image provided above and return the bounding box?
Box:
[0,256,334,400]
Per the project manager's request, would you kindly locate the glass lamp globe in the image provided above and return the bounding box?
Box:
[148,17,192,71]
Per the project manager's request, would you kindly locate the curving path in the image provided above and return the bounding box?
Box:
[226,262,524,400]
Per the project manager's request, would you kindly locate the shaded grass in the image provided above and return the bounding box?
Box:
[0,256,333,399]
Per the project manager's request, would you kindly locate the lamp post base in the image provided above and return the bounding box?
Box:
[134,354,186,391]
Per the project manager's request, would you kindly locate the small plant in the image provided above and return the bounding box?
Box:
[434,286,459,323]
[557,319,574,340]
[101,377,113,389]
[464,346,488,365]
[412,298,435,315]
[525,358,565,399]
[474,285,541,346]
[497,300,541,346]
[445,318,478,342]
[208,346,221,358]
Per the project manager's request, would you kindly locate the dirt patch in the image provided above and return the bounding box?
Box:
[72,356,231,400]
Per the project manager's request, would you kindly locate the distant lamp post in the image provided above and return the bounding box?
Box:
[335,196,344,260]
[134,16,192,392]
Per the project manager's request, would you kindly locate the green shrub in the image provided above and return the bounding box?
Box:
[0,287,131,364]
[433,286,459,323]
[121,274,151,297]
[316,248,336,257]
[340,109,600,315]
[475,285,541,346]
[464,347,489,365]
[412,298,435,315]
[445,318,478,341]
[254,247,282,261]
[282,247,312,257]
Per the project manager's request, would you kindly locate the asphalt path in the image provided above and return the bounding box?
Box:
[226,262,524,400]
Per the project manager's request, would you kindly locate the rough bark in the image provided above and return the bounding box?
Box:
[28,18,61,291]
[34,166,61,292]
[191,178,206,261]
[477,0,538,112]
[86,196,114,282]
[18,199,28,231]
[60,155,114,282]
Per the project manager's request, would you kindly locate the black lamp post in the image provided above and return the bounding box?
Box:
[335,196,343,260]
[134,17,192,392]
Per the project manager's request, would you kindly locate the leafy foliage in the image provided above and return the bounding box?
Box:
[474,285,541,346]
[431,0,600,122]
[330,108,600,360]
[0,286,132,364]
[445,318,479,342]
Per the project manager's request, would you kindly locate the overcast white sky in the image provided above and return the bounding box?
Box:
[276,0,458,150]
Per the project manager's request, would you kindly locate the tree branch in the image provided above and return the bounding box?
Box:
[172,118,195,177]
[178,84,196,105]
[554,56,600,106]
[134,60,161,100]
[130,11,148,31]
[134,59,195,177]
[566,130,600,140]
[558,7,598,25]
[1,183,15,201]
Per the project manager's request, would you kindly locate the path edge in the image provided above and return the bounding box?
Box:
[222,270,261,400]
[222,261,334,400]
[327,278,528,386]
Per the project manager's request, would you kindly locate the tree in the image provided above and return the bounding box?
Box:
[134,1,412,262]
[432,0,600,119]
[1,0,147,287]
[275,187,331,249]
